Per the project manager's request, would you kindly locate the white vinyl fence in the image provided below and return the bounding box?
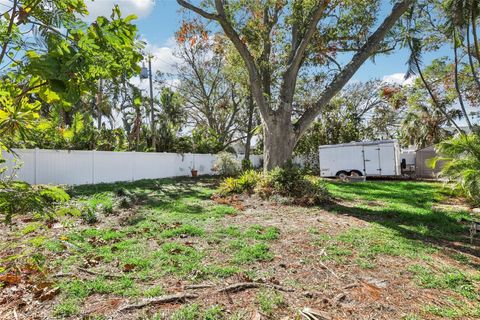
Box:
[2,149,263,186]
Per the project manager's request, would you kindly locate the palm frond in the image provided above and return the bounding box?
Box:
[405,37,422,79]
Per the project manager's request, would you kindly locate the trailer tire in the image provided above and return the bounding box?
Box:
[349,170,363,177]
[336,171,349,180]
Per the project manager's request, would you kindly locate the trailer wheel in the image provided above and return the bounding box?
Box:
[336,171,349,180]
[349,170,363,177]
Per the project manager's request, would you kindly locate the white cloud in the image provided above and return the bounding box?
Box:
[84,0,155,21]
[382,72,416,86]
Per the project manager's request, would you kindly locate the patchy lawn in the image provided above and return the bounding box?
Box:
[0,178,479,319]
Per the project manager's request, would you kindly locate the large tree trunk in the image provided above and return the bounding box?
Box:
[263,113,296,171]
[244,94,255,162]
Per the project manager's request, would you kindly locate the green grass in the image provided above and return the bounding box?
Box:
[170,304,225,320]
[326,181,471,240]
[256,289,286,317]
[317,181,473,269]
[408,264,480,300]
[233,243,274,264]
[423,297,480,318]
[4,177,478,319]
[319,180,480,318]
[159,224,205,238]
[53,298,80,317]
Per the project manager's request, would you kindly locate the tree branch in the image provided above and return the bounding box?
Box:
[295,0,413,137]
[280,0,330,107]
[0,0,18,66]
[177,0,219,20]
[212,0,270,121]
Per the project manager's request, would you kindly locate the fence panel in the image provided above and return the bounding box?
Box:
[2,149,267,185]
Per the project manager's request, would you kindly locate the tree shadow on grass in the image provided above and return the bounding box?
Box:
[323,201,480,269]
[70,176,219,199]
[328,181,445,210]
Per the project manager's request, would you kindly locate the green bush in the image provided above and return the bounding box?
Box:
[0,182,70,224]
[218,165,331,206]
[432,133,480,205]
[267,165,303,196]
[219,170,260,195]
[38,185,70,204]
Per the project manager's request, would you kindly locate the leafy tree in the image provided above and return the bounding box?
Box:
[400,57,465,147]
[403,0,478,134]
[178,0,415,170]
[0,0,143,151]
[175,20,243,152]
[155,87,187,152]
[295,80,402,157]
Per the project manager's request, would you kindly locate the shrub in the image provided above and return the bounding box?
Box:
[0,181,70,224]
[431,133,480,205]
[267,164,303,196]
[219,170,260,195]
[218,165,331,206]
[213,152,241,176]
[262,168,331,205]
[38,185,70,204]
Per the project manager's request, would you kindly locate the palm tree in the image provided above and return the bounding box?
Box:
[400,103,462,148]
[433,133,480,205]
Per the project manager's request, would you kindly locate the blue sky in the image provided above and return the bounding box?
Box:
[83,0,452,85]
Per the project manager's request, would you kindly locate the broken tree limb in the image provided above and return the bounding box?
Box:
[217,282,294,294]
[117,293,199,312]
[184,284,214,290]
[300,307,332,320]
[77,267,124,279]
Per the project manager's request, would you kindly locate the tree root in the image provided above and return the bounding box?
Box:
[217,282,294,293]
[118,293,199,312]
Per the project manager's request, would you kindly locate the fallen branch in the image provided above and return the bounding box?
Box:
[317,261,340,279]
[77,267,124,279]
[184,284,214,290]
[300,307,332,320]
[118,293,199,312]
[217,282,294,294]
[52,272,75,278]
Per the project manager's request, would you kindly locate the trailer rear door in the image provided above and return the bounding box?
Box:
[379,143,398,176]
[363,145,381,175]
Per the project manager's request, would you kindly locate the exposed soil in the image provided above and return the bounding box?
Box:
[1,180,479,320]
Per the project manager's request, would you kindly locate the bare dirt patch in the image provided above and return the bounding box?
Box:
[1,179,479,319]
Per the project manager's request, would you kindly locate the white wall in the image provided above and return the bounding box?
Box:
[2,149,263,186]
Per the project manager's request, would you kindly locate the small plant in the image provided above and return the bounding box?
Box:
[81,206,98,224]
[213,152,241,176]
[234,243,274,264]
[218,170,260,195]
[256,289,285,317]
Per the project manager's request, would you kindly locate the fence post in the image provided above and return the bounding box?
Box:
[34,148,39,185]
[92,150,96,184]
[131,151,135,182]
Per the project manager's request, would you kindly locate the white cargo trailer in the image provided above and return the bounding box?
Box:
[319,140,401,178]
